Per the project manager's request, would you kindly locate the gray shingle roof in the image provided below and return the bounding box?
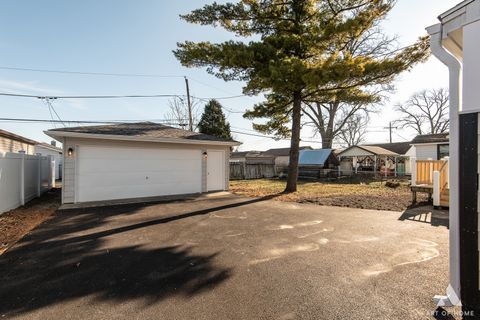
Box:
[411,133,449,144]
[363,142,412,155]
[35,142,63,153]
[48,122,238,143]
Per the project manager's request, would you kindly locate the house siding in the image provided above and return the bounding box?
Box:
[275,156,290,167]
[0,137,34,154]
[62,137,230,204]
[414,145,438,160]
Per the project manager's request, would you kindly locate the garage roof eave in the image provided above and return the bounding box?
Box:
[44,130,242,147]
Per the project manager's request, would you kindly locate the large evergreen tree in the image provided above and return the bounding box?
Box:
[198,99,232,140]
[174,0,429,192]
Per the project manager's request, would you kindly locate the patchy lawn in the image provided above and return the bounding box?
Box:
[230,178,428,211]
[0,188,61,255]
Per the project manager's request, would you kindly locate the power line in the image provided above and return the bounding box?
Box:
[0,66,185,78]
[43,98,66,127]
[0,91,248,101]
[0,92,182,99]
[0,117,188,125]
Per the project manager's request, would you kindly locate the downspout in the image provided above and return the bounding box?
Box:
[426,23,462,307]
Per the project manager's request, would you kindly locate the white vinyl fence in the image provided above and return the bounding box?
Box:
[0,152,55,214]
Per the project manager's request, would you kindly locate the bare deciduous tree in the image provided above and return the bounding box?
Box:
[335,112,369,148]
[302,22,398,149]
[394,88,449,135]
[164,97,201,130]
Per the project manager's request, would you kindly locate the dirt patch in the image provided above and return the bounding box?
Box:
[230,179,428,211]
[0,188,61,255]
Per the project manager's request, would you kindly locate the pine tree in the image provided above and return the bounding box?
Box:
[198,99,232,140]
[174,0,429,192]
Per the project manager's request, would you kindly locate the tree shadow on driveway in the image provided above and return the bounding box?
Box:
[0,195,278,317]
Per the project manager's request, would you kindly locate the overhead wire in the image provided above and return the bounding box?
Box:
[0,117,189,125]
[0,66,185,78]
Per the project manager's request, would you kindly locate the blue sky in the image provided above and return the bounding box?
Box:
[0,0,460,151]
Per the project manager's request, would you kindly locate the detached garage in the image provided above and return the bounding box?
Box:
[45,122,240,204]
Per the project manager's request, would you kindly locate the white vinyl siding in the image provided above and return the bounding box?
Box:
[0,136,34,154]
[414,145,438,160]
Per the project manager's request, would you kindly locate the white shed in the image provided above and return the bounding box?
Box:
[410,133,449,160]
[46,122,240,204]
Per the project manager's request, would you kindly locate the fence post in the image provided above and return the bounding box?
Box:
[411,157,416,186]
[445,157,449,189]
[433,170,440,207]
[384,156,388,178]
[37,156,41,197]
[337,166,341,177]
[394,156,397,177]
[20,153,25,205]
[49,155,55,188]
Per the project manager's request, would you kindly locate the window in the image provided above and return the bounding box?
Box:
[438,144,449,159]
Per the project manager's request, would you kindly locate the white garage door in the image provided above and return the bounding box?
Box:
[77,145,202,202]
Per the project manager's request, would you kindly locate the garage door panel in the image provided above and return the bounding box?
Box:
[79,158,199,174]
[79,147,197,160]
[77,145,202,202]
[78,170,201,188]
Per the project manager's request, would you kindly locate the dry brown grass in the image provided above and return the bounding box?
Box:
[230,178,427,212]
[0,188,60,255]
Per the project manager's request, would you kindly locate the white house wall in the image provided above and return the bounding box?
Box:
[0,137,34,154]
[62,137,230,204]
[414,144,437,160]
[463,20,480,113]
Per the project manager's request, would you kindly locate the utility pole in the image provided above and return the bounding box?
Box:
[383,121,398,143]
[184,76,193,131]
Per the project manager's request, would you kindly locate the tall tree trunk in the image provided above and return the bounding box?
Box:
[320,131,333,149]
[285,91,302,193]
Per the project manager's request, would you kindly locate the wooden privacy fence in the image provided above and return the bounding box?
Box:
[0,152,55,214]
[230,163,276,180]
[414,160,446,185]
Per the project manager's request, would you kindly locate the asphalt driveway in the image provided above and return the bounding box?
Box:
[0,194,449,319]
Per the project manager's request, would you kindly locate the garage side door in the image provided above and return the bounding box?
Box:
[77,145,202,202]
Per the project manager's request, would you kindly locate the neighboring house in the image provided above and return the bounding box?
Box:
[298,149,339,178]
[46,122,240,204]
[264,146,313,173]
[230,151,275,164]
[0,129,36,154]
[35,141,63,179]
[366,141,413,156]
[410,133,449,160]
[337,144,410,176]
[427,0,479,310]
